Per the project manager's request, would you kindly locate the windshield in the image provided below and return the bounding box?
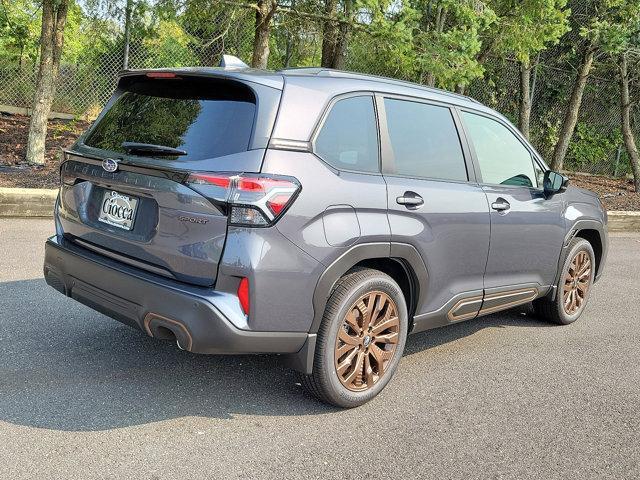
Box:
[84,77,256,161]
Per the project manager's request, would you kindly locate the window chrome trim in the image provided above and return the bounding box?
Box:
[268,138,312,152]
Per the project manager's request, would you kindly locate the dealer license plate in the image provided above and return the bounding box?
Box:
[98,190,139,231]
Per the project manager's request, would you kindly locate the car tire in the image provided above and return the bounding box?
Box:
[300,267,408,408]
[533,237,596,325]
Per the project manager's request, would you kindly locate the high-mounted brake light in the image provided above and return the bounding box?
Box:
[145,72,178,79]
[186,173,301,227]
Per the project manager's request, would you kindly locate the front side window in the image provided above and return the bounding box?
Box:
[383,98,468,182]
[462,111,538,188]
[314,96,379,173]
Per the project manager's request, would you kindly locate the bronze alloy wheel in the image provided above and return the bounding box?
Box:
[334,291,400,392]
[563,250,592,315]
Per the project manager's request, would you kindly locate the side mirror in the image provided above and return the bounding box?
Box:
[543,170,568,197]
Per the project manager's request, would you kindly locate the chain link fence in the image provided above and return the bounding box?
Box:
[1,2,638,177]
[466,58,639,178]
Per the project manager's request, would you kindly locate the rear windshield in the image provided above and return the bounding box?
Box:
[84,76,256,161]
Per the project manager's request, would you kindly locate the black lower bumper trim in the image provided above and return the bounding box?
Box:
[44,236,308,355]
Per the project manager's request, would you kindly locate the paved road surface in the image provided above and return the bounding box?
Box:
[1,219,639,479]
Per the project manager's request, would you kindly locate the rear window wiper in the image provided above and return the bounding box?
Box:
[122,142,187,156]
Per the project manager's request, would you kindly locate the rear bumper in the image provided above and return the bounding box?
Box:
[43,236,308,355]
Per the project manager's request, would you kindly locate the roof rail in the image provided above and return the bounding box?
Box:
[280,67,480,104]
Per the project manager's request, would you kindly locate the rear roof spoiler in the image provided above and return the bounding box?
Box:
[117,66,284,90]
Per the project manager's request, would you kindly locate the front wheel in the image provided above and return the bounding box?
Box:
[534,237,596,325]
[300,268,408,408]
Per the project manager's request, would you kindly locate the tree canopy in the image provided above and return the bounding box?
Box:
[1,0,639,179]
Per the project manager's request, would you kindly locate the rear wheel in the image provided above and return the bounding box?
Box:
[301,268,408,408]
[534,237,595,325]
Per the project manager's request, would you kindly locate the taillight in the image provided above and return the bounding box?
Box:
[189,174,232,188]
[237,277,250,315]
[186,173,300,227]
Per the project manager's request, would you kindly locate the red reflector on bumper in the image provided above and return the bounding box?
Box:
[238,277,250,315]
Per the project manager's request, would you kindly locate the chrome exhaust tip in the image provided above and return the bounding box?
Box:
[143,312,193,352]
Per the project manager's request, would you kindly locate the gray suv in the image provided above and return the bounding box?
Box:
[44,58,608,407]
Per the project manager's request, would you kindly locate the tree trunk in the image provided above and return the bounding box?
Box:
[519,61,531,140]
[420,6,448,87]
[476,42,493,65]
[19,45,27,71]
[424,72,435,87]
[619,54,640,192]
[332,0,352,69]
[321,0,339,68]
[251,0,276,69]
[283,0,296,67]
[332,23,348,69]
[26,0,69,166]
[122,0,133,69]
[550,48,595,171]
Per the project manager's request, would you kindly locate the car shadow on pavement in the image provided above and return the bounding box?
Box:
[0,278,554,432]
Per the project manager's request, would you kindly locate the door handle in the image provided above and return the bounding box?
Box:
[396,192,424,209]
[491,198,511,211]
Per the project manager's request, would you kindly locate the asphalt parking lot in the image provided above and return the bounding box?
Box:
[0,218,639,479]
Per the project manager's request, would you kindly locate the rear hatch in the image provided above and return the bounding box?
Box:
[57,71,282,286]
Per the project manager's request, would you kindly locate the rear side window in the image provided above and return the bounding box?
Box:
[314,96,379,173]
[84,77,256,161]
[383,98,468,181]
[462,111,538,188]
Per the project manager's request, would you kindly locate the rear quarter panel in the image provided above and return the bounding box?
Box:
[261,149,391,266]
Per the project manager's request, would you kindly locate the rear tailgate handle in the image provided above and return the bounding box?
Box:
[396,192,424,209]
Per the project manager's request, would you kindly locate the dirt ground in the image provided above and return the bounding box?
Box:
[567,174,640,211]
[1,112,639,210]
[0,113,90,189]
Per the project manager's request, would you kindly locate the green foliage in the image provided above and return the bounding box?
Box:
[348,0,418,79]
[142,20,199,67]
[488,0,570,65]
[60,2,88,63]
[412,0,496,88]
[178,0,254,66]
[0,0,41,64]
[1,0,640,176]
[566,122,622,172]
[579,0,640,54]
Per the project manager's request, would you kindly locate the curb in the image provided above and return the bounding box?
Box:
[0,103,94,121]
[0,187,58,217]
[1,188,640,232]
[607,211,640,232]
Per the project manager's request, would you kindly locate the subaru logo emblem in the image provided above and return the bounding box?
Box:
[102,158,119,173]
